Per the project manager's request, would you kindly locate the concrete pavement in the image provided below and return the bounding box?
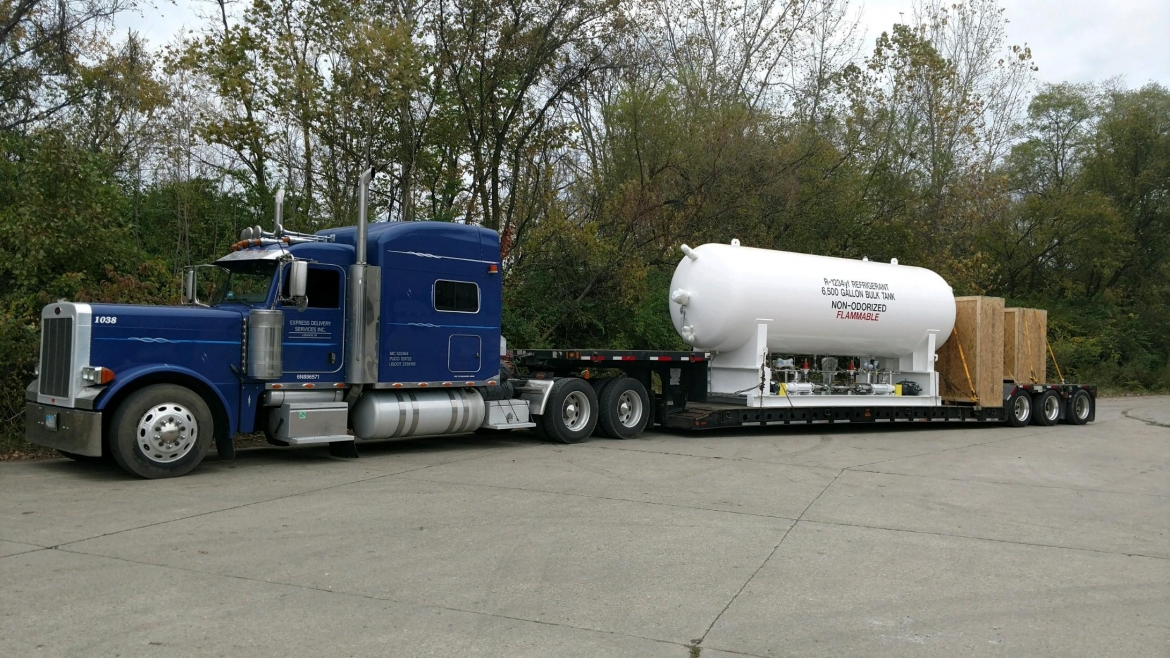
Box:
[1,396,1167,657]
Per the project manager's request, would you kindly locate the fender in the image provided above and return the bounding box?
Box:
[95,364,239,437]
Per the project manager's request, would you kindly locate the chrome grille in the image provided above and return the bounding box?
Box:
[39,317,73,398]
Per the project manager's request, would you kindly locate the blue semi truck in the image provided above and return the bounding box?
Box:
[24,173,699,478]
[25,172,1095,478]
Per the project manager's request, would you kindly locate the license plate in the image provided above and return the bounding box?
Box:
[44,413,58,431]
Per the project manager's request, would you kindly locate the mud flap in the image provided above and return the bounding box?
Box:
[215,433,236,461]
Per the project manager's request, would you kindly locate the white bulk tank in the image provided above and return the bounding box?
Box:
[669,243,955,358]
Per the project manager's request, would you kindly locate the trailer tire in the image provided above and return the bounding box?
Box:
[110,384,213,479]
[597,378,649,439]
[589,378,615,437]
[1064,389,1092,425]
[1031,390,1061,426]
[1006,390,1031,427]
[538,378,598,444]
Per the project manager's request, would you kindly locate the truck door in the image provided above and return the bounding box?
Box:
[279,263,346,382]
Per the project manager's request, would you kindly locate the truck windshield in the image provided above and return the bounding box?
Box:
[212,261,277,305]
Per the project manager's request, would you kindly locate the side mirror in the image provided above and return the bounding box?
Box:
[182,268,198,304]
[289,260,308,298]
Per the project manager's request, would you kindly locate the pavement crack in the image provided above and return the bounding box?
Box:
[397,475,800,522]
[1122,408,1170,429]
[52,448,509,550]
[584,443,835,473]
[845,467,1170,498]
[49,546,693,652]
[694,468,846,648]
[0,546,49,560]
[845,433,1029,469]
[799,518,1170,560]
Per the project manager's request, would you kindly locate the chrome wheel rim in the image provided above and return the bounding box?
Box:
[1013,395,1030,422]
[562,391,591,432]
[1044,394,1060,420]
[1075,394,1090,420]
[137,403,198,463]
[616,390,643,428]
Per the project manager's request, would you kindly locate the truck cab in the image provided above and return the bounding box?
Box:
[24,203,522,478]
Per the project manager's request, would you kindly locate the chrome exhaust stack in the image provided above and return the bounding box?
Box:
[273,188,285,236]
[345,168,380,384]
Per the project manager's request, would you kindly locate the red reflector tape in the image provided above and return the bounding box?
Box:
[592,356,606,361]
[621,356,636,361]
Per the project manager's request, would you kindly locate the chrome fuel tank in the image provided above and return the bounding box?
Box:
[351,388,486,440]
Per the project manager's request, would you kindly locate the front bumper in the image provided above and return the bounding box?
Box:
[25,402,103,457]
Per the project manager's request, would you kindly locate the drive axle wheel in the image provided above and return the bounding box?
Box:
[1032,390,1061,426]
[597,378,649,439]
[536,377,598,444]
[589,378,615,437]
[110,384,213,479]
[1006,390,1031,427]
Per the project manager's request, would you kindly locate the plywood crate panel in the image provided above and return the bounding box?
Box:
[937,296,1004,407]
[1004,308,1048,384]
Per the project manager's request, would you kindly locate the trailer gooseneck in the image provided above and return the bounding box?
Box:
[24,173,1096,478]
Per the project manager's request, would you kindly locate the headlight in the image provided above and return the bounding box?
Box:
[81,366,115,385]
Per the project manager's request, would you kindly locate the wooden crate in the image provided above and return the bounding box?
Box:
[1003,308,1048,384]
[937,296,1004,407]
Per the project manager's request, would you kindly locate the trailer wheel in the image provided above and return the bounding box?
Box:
[1031,390,1061,426]
[597,378,649,439]
[589,378,615,437]
[110,384,213,479]
[1063,389,1092,425]
[1006,390,1031,427]
[537,378,598,444]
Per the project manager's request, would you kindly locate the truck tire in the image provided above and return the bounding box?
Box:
[1064,389,1092,425]
[589,378,615,437]
[110,384,213,479]
[538,377,598,444]
[1006,390,1031,427]
[597,377,649,439]
[1031,390,1061,426]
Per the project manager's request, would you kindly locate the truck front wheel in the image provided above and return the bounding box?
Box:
[110,384,213,479]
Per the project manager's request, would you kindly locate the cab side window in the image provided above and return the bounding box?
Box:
[434,280,479,313]
[283,266,341,309]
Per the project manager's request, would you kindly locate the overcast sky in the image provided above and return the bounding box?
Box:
[121,0,1169,87]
